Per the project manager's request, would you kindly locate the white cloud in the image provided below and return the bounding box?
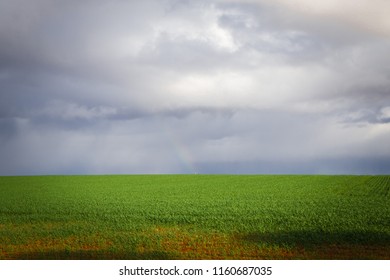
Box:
[273,0,390,37]
[39,100,118,121]
[151,2,239,53]
[1,0,390,174]
[379,107,390,122]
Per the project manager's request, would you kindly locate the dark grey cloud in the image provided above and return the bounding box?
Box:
[1,0,389,175]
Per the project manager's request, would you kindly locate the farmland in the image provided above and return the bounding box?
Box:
[0,175,389,259]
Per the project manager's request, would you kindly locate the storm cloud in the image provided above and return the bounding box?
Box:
[1,0,389,175]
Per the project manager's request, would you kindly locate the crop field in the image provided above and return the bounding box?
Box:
[0,175,389,260]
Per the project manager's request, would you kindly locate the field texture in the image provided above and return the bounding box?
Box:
[0,175,389,259]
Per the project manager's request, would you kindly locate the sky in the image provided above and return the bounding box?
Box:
[1,0,390,175]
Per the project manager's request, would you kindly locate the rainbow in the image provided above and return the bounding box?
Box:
[163,124,198,174]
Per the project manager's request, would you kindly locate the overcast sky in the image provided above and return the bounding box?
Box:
[1,0,390,175]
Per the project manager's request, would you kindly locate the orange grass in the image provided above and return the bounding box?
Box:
[125,226,390,260]
[1,225,389,259]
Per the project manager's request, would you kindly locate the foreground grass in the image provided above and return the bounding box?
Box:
[0,175,389,259]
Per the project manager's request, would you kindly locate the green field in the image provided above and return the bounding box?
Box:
[0,175,389,259]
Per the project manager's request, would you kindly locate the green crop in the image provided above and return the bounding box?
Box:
[0,175,389,259]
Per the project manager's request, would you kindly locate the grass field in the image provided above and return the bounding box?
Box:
[0,175,389,259]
